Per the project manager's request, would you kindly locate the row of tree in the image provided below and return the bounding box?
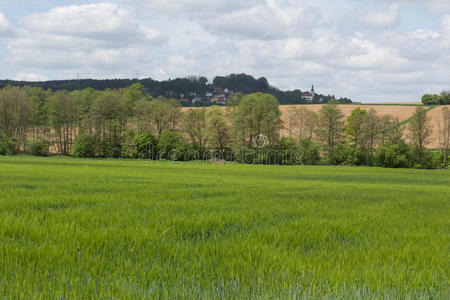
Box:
[422,91,450,105]
[1,84,449,169]
[0,73,352,106]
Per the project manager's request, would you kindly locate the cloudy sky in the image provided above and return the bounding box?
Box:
[0,0,449,102]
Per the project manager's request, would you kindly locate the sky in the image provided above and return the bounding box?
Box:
[0,0,450,102]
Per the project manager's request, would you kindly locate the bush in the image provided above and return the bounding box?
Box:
[296,139,321,165]
[158,130,191,161]
[0,134,16,155]
[72,134,97,158]
[330,144,367,166]
[410,148,440,169]
[376,141,411,168]
[252,146,284,165]
[105,140,122,158]
[28,140,50,156]
[134,133,158,160]
[232,146,257,164]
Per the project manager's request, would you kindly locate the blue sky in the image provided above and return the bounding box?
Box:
[1,0,450,102]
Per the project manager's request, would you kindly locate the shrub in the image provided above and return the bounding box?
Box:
[297,139,321,165]
[376,141,411,168]
[410,148,440,169]
[232,146,257,164]
[106,140,122,158]
[252,146,284,165]
[158,131,189,160]
[134,133,158,160]
[0,134,16,155]
[28,140,50,156]
[330,144,367,166]
[72,134,97,158]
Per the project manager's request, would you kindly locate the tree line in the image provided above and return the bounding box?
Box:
[0,73,352,106]
[0,84,449,169]
[422,91,450,105]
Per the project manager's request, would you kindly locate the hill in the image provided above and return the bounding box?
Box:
[0,74,352,106]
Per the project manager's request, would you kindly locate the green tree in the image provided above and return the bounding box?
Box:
[408,107,433,162]
[182,108,207,151]
[90,89,127,157]
[158,130,186,159]
[0,86,31,151]
[361,109,381,165]
[205,106,231,154]
[232,93,282,146]
[346,108,367,148]
[421,94,439,105]
[379,115,404,146]
[73,88,98,136]
[317,101,345,158]
[134,98,153,134]
[148,99,181,138]
[72,134,97,158]
[438,107,450,168]
[48,91,77,155]
[285,106,318,141]
[134,133,158,160]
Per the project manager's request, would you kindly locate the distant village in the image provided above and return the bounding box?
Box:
[172,86,235,105]
[165,85,318,105]
[3,74,352,105]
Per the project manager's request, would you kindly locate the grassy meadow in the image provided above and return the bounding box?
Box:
[0,156,449,299]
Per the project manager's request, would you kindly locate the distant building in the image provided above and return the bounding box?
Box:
[301,85,315,102]
[213,94,227,104]
[192,97,202,104]
[214,86,222,93]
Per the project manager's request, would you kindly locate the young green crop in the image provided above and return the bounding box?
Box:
[0,156,448,299]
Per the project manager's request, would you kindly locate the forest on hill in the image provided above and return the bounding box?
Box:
[0,73,352,106]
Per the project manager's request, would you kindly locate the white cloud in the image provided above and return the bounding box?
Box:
[280,37,338,60]
[427,0,450,14]
[19,2,167,44]
[3,2,167,77]
[386,0,450,15]
[442,15,450,35]
[358,4,400,29]
[203,1,321,40]
[132,0,260,16]
[0,12,13,36]
[334,34,411,71]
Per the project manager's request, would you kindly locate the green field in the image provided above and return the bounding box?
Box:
[0,156,448,299]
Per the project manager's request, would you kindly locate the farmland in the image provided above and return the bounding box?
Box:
[184,104,450,149]
[280,104,448,149]
[0,156,448,299]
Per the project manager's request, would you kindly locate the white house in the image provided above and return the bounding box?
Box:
[301,85,315,102]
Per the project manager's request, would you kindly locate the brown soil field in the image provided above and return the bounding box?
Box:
[185,104,448,149]
[426,105,450,149]
[279,104,419,121]
[280,105,449,149]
